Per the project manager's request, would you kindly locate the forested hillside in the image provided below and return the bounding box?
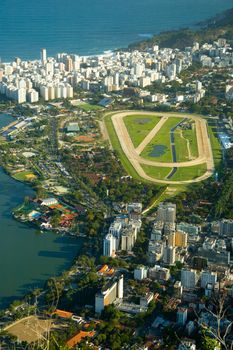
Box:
[128,7,233,51]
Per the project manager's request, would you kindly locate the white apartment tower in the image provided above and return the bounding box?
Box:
[16,88,26,104]
[40,86,49,101]
[163,245,176,265]
[95,274,123,314]
[157,203,176,224]
[117,274,124,299]
[41,48,47,64]
[103,234,116,257]
[27,89,39,103]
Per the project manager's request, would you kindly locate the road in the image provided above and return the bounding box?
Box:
[107,111,215,185]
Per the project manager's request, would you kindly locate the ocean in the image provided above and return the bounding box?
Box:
[0,0,232,62]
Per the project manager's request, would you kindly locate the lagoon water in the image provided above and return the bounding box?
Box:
[0,114,81,309]
[0,0,232,61]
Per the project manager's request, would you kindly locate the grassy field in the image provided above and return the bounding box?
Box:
[104,114,150,182]
[183,127,198,158]
[123,114,161,147]
[79,102,102,112]
[174,130,190,162]
[141,165,171,180]
[141,117,183,162]
[142,163,207,181]
[207,122,222,169]
[13,171,36,182]
[104,112,212,185]
[174,126,198,162]
[170,163,207,181]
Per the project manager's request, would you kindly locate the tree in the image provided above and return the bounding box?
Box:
[199,292,233,350]
[102,305,122,321]
[201,330,221,350]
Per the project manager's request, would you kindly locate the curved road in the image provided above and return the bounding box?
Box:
[107,111,214,185]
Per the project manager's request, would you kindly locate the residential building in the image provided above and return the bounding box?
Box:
[163,245,176,265]
[41,48,47,64]
[181,269,198,289]
[177,307,188,325]
[95,274,123,314]
[156,203,176,224]
[148,265,170,281]
[200,271,217,289]
[134,266,147,280]
[103,234,116,257]
[168,231,188,248]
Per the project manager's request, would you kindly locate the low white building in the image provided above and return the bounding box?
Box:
[41,198,58,206]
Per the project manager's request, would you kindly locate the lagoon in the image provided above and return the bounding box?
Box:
[0,114,82,309]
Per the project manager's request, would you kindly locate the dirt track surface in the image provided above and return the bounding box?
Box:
[4,315,53,343]
[108,111,214,185]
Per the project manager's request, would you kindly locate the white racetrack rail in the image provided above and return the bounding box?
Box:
[108,111,214,185]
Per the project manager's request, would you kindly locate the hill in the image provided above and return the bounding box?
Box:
[128,7,233,51]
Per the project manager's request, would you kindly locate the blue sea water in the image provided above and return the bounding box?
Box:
[0,0,232,62]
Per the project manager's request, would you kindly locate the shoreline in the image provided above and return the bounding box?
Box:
[0,115,84,310]
[0,5,232,63]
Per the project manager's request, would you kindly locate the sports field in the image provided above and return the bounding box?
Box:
[13,170,37,182]
[140,117,183,162]
[79,102,102,111]
[104,111,215,185]
[124,114,161,147]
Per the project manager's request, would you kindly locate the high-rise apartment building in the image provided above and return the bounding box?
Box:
[177,307,188,325]
[41,48,47,64]
[163,245,176,265]
[95,274,123,313]
[181,269,198,289]
[103,234,116,257]
[201,271,217,289]
[168,231,188,248]
[157,203,176,224]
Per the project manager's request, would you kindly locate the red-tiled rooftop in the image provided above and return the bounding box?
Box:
[66,331,95,349]
[53,309,73,319]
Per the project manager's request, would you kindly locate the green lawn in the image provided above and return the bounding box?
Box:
[169,163,207,181]
[123,114,161,147]
[174,126,198,162]
[142,163,207,181]
[141,117,184,162]
[207,123,222,169]
[104,114,150,182]
[142,165,171,180]
[182,127,198,159]
[79,102,102,111]
[174,130,190,162]
[13,170,37,182]
[104,112,211,186]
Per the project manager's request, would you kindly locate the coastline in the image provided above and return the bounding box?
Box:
[0,4,232,311]
[0,5,232,62]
